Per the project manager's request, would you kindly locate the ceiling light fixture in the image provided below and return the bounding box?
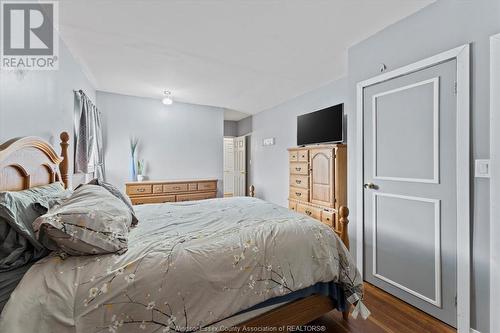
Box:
[162,90,173,105]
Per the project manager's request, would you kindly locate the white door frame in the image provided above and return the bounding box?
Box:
[490,33,500,333]
[355,44,470,332]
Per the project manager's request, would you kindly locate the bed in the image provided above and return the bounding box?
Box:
[0,132,364,332]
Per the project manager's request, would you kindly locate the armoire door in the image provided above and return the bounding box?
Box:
[362,59,458,326]
[310,148,334,207]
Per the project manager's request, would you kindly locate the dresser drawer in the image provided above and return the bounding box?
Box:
[163,183,188,193]
[127,184,152,195]
[152,184,163,193]
[289,150,298,162]
[176,192,216,202]
[290,175,308,188]
[289,187,309,201]
[321,210,335,227]
[297,150,309,162]
[198,182,216,191]
[297,204,322,220]
[188,183,198,191]
[290,162,309,175]
[131,195,175,205]
[288,201,297,212]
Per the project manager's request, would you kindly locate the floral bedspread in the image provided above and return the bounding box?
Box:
[0,197,363,333]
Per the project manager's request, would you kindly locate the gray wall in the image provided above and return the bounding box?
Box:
[347,1,499,331]
[247,78,347,205]
[224,120,238,137]
[237,116,253,136]
[97,92,224,196]
[0,40,96,188]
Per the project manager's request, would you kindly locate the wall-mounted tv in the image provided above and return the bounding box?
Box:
[297,103,344,146]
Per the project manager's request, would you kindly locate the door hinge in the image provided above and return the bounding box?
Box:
[455,295,457,307]
[454,81,458,95]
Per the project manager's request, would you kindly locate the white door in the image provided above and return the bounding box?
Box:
[234,136,246,196]
[363,60,458,326]
[223,137,235,197]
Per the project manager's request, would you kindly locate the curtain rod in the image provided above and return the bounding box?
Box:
[73,89,86,96]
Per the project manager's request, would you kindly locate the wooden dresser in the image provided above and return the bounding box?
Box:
[126,179,217,205]
[288,144,347,229]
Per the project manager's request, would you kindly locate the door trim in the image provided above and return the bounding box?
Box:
[490,33,500,333]
[356,44,470,332]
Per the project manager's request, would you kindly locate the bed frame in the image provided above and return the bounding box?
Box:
[0,132,351,330]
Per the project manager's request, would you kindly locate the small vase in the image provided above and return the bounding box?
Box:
[137,175,144,182]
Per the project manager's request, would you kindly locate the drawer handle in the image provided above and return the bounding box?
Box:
[296,180,302,184]
[305,210,312,216]
[295,192,302,197]
[174,186,181,190]
[295,167,301,171]
[137,188,145,193]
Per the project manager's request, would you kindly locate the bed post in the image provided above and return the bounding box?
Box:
[338,206,351,321]
[59,132,70,189]
[249,185,255,197]
[338,206,349,249]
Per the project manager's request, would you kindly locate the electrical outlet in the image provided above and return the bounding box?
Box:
[475,159,490,178]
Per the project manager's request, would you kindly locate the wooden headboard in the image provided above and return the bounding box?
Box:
[0,132,70,191]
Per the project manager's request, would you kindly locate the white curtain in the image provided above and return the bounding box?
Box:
[74,91,105,181]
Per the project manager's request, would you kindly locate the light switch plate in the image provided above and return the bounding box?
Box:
[263,137,275,146]
[475,159,490,178]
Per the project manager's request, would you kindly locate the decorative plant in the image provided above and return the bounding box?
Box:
[137,159,145,175]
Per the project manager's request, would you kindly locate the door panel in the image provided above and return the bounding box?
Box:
[363,60,457,326]
[373,193,441,306]
[373,78,439,183]
[310,148,334,206]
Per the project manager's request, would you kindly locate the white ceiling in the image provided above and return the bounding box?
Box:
[59,0,433,120]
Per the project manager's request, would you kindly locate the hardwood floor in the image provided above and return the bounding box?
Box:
[310,283,456,333]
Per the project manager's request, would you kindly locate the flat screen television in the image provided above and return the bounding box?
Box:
[297,104,344,146]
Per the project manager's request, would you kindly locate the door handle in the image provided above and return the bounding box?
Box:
[363,183,378,189]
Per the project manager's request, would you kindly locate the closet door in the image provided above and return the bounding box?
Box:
[234,136,246,196]
[310,148,334,207]
[223,138,235,196]
[362,59,457,326]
